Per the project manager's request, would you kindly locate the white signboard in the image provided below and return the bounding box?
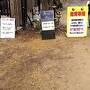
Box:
[0,18,15,38]
[69,17,86,35]
[42,21,55,31]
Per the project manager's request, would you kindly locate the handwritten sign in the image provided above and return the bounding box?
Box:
[0,18,15,38]
[67,6,88,37]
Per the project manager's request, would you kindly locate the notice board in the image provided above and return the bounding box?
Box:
[0,18,15,38]
[40,10,55,31]
[67,6,88,37]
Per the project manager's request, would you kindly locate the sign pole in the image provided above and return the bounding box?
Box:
[40,10,55,40]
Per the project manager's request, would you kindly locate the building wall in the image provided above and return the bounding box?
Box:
[2,0,87,28]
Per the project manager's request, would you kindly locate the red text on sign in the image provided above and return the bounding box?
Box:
[70,11,85,16]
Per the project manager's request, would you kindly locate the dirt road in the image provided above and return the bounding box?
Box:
[0,1,90,89]
[0,29,90,90]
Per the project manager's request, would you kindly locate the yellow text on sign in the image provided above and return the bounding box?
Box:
[67,6,88,37]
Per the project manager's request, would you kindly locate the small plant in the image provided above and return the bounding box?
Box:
[55,9,62,26]
[34,20,41,31]
[32,15,41,31]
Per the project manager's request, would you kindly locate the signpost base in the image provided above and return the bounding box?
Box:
[41,30,55,40]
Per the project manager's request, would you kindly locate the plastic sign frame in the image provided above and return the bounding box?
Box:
[67,6,88,37]
[40,10,55,31]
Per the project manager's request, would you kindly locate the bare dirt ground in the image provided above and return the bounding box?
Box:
[0,1,90,89]
[0,27,90,90]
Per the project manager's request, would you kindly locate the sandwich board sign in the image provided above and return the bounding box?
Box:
[0,18,15,38]
[40,10,55,31]
[40,10,55,39]
[67,6,88,37]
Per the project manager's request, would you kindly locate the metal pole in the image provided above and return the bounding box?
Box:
[53,0,56,18]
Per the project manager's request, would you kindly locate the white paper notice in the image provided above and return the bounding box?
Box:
[0,18,15,38]
[42,21,55,31]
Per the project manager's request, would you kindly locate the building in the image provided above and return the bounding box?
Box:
[9,0,51,28]
[1,0,86,29]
